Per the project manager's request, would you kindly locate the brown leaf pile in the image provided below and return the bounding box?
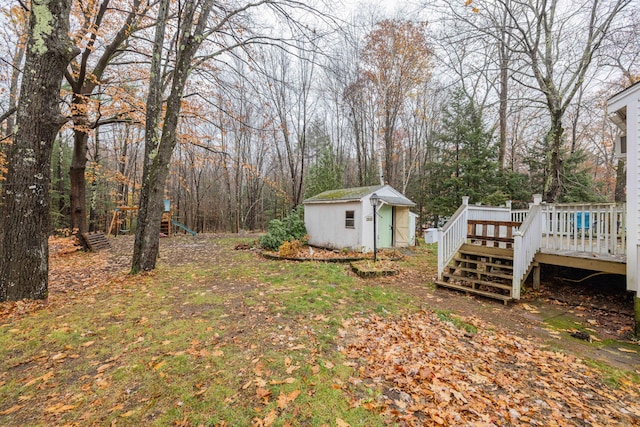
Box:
[342,311,640,426]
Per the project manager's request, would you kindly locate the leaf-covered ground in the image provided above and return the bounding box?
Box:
[342,312,640,426]
[0,235,639,426]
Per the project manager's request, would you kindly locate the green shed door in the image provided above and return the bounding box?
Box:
[377,204,393,248]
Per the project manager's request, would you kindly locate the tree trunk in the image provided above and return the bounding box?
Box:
[89,127,101,232]
[384,122,394,186]
[0,0,78,301]
[70,126,90,235]
[132,162,167,271]
[498,48,508,171]
[544,113,564,203]
[132,0,213,273]
[614,158,626,202]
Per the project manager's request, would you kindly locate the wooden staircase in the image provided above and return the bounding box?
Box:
[436,218,521,304]
[436,244,515,303]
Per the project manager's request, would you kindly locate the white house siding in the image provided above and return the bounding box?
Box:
[634,95,640,294]
[627,93,639,294]
[304,202,363,250]
[608,84,640,294]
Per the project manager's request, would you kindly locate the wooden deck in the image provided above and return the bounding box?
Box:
[536,248,626,275]
[438,199,628,302]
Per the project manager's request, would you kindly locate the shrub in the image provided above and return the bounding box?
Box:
[278,239,303,257]
[260,206,307,251]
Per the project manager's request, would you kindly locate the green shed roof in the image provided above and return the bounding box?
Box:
[303,185,384,203]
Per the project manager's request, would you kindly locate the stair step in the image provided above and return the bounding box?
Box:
[453,257,513,271]
[447,266,514,281]
[459,244,513,260]
[442,273,513,291]
[435,281,513,303]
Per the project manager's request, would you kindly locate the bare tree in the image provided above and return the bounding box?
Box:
[500,0,630,201]
[361,19,433,187]
[66,0,150,238]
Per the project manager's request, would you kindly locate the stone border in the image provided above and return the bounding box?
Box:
[261,251,369,263]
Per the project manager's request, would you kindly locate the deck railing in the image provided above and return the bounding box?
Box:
[541,203,626,256]
[438,201,469,280]
[511,209,528,224]
[468,205,512,222]
[512,201,543,299]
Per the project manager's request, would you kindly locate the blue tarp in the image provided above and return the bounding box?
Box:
[575,212,590,229]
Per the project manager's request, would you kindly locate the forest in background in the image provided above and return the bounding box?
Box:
[0,0,638,236]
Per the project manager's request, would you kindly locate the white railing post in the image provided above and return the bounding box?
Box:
[438,197,469,280]
[512,195,543,300]
[513,232,523,299]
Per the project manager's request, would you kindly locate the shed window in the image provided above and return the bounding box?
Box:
[345,210,355,228]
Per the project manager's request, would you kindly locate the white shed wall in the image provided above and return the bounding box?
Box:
[305,202,363,250]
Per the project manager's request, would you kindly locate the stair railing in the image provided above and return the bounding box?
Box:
[438,197,469,280]
[512,195,543,299]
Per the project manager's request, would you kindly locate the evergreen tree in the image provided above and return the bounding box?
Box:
[525,141,604,203]
[424,91,499,219]
[305,144,343,198]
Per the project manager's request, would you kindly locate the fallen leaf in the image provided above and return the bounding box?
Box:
[0,404,23,415]
[286,364,300,374]
[263,409,277,426]
[336,418,351,427]
[256,387,271,401]
[23,371,54,387]
[44,403,76,414]
[97,363,113,373]
[277,389,301,409]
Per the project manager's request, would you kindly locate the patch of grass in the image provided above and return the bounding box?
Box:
[434,309,478,334]
[1,237,403,426]
[543,314,585,332]
[584,358,640,389]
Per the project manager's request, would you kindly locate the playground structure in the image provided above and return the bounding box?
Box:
[107,200,196,237]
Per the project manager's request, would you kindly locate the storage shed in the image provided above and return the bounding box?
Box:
[303,185,416,252]
[608,81,640,295]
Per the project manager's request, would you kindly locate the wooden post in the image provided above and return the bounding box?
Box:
[533,263,541,290]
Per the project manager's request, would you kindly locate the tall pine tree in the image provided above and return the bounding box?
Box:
[424,91,499,220]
